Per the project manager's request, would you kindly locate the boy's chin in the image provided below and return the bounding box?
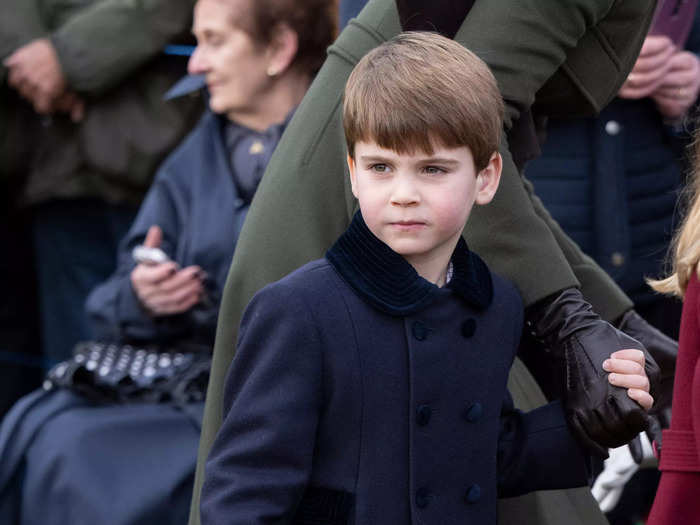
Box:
[384,240,430,258]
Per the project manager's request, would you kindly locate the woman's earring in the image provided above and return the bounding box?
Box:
[267,66,277,77]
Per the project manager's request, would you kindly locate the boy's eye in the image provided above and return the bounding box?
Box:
[369,163,390,173]
[423,165,446,175]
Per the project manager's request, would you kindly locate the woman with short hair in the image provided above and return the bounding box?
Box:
[0,2,337,524]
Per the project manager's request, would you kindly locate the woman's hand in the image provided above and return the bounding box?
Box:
[603,349,654,411]
[618,35,676,100]
[130,225,204,316]
[651,50,700,119]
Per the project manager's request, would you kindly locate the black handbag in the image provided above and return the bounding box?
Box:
[45,341,211,404]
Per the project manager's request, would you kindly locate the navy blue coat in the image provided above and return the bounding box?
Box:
[201,213,590,525]
[85,110,250,345]
[525,99,687,307]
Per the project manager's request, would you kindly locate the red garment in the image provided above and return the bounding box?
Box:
[648,273,700,524]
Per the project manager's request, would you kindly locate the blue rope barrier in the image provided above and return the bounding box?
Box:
[0,350,58,370]
[164,45,196,57]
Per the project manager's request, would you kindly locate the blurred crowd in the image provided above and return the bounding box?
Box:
[1,0,699,524]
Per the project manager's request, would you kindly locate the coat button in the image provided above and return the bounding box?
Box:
[465,484,481,504]
[415,487,431,508]
[464,402,483,422]
[416,405,432,426]
[412,321,429,341]
[605,120,621,135]
[611,252,625,267]
[461,318,476,338]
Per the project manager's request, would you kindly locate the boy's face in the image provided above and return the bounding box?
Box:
[348,141,501,271]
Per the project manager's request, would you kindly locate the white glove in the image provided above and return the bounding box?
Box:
[591,432,656,513]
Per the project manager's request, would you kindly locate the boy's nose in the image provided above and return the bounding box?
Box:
[390,178,420,207]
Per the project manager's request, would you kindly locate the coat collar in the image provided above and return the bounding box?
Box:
[326,212,493,316]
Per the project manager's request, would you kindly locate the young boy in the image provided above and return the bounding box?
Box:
[200,32,653,525]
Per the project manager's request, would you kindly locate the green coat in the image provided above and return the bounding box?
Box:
[191,0,655,523]
[0,0,202,205]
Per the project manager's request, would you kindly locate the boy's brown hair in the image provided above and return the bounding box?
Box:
[343,31,504,170]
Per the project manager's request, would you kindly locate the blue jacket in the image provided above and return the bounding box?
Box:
[201,213,590,525]
[86,110,250,345]
[526,99,687,306]
[525,17,700,306]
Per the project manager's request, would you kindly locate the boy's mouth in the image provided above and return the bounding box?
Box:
[390,220,426,231]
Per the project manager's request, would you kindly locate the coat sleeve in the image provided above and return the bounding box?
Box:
[459,0,640,321]
[50,0,195,94]
[0,0,45,60]
[85,172,183,343]
[497,289,590,496]
[497,396,591,497]
[200,283,322,525]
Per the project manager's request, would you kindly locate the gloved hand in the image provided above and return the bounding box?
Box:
[526,288,661,458]
[616,309,676,412]
[629,407,669,464]
[592,432,656,513]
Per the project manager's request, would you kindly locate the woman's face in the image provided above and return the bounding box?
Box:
[189,0,272,118]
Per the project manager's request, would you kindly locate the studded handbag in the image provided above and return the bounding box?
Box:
[45,341,211,404]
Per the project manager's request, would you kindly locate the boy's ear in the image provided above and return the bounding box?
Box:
[347,154,359,199]
[474,152,502,205]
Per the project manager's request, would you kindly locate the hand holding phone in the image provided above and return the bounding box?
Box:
[129,225,204,315]
[132,244,172,265]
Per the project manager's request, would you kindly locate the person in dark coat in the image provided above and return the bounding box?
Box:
[0,1,337,524]
[200,32,654,525]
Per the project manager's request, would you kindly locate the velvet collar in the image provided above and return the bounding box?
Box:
[326,212,493,316]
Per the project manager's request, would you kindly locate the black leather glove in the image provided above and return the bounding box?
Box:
[616,309,676,412]
[526,288,661,458]
[629,407,670,464]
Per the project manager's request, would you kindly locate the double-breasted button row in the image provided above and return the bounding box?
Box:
[464,484,481,504]
[415,402,482,426]
[414,485,481,509]
[411,319,477,341]
[416,405,432,426]
[463,402,483,422]
[415,487,431,508]
[461,318,476,338]
[412,321,429,341]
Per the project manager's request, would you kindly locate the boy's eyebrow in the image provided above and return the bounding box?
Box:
[419,157,460,165]
[358,155,460,165]
[359,155,394,163]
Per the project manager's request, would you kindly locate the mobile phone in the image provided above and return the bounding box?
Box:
[649,0,699,47]
[132,245,172,265]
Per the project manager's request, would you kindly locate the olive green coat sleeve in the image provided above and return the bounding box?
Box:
[190,0,653,523]
[49,0,196,95]
[458,0,649,320]
[0,0,45,61]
